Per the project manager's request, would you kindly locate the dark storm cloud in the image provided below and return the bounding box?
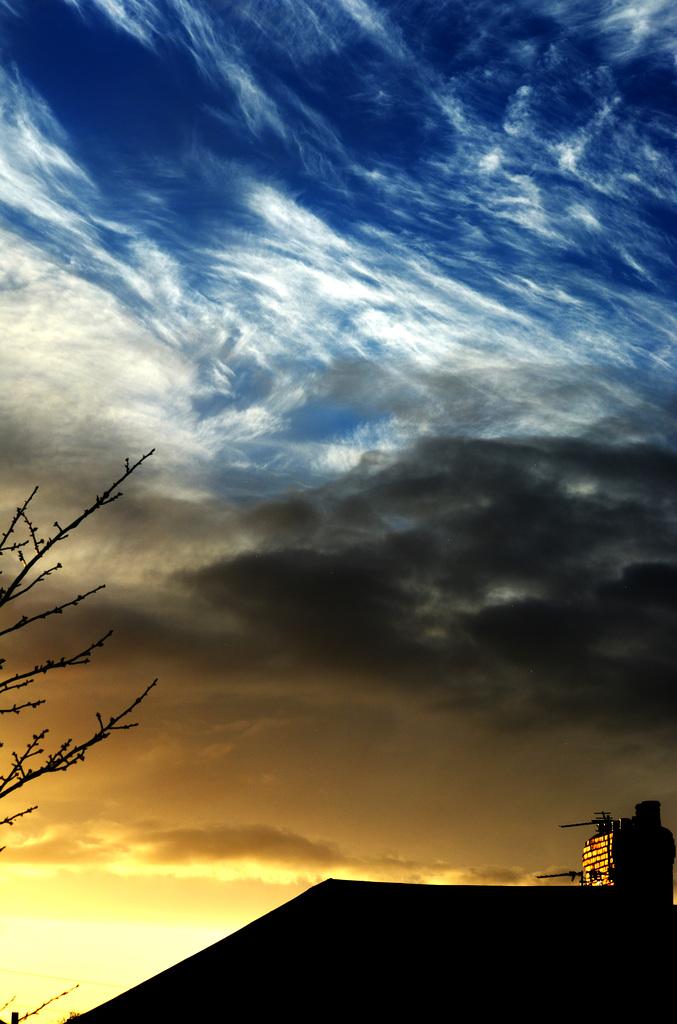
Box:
[179,435,677,734]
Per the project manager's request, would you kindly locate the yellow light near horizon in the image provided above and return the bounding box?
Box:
[0,918,229,1020]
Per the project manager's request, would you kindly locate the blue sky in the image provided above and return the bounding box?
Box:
[3,0,676,491]
[1,1,677,1014]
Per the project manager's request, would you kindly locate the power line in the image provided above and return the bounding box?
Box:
[0,969,124,989]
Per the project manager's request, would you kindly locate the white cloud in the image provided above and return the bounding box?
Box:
[337,0,408,61]
[0,227,206,473]
[557,143,583,174]
[503,85,532,137]
[479,149,503,174]
[247,184,348,254]
[316,417,411,474]
[599,0,677,61]
[1,2,674,498]
[0,67,96,235]
[62,0,161,45]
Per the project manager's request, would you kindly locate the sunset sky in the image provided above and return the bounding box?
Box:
[1,0,676,1016]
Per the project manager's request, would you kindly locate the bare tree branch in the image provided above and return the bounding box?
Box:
[0,486,37,550]
[0,449,154,607]
[0,452,156,832]
[0,680,157,801]
[0,586,106,640]
[0,805,38,846]
[19,984,79,1021]
[0,631,114,702]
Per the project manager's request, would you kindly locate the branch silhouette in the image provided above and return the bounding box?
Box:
[19,984,79,1021]
[0,451,156,835]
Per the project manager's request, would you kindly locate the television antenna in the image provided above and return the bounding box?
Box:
[536,811,615,882]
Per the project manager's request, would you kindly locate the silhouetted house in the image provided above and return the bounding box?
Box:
[78,803,676,1021]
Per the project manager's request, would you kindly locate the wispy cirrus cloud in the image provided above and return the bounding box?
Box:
[596,0,677,62]
[1,2,675,497]
[62,0,162,45]
[0,65,97,236]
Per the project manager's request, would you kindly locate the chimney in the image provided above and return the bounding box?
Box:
[581,801,675,907]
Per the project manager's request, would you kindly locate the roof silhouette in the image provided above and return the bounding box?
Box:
[78,879,676,1020]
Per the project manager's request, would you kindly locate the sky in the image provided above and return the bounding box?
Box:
[1,0,676,1015]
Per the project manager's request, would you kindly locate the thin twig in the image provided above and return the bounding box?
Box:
[0,450,154,608]
[0,681,157,800]
[0,586,106,639]
[0,452,157,832]
[19,984,79,1020]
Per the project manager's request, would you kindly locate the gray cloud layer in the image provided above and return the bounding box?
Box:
[1,816,535,886]
[177,434,677,735]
